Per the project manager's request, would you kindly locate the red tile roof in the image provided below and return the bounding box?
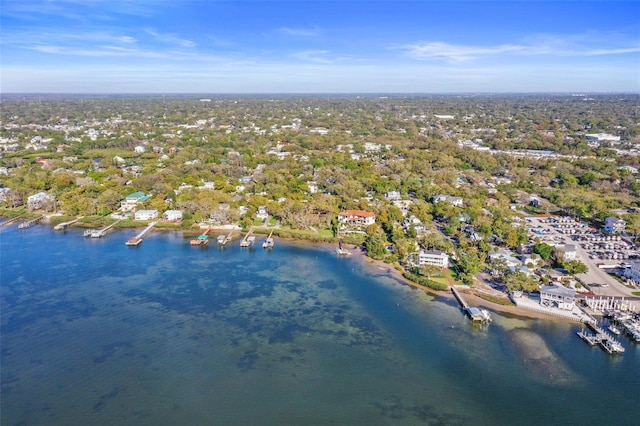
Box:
[339,210,375,218]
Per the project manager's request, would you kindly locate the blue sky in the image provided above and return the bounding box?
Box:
[1,0,639,93]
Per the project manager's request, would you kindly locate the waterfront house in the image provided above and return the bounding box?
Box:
[27,192,55,210]
[338,210,376,227]
[134,209,158,221]
[540,285,576,310]
[604,217,626,234]
[411,250,449,268]
[163,210,183,221]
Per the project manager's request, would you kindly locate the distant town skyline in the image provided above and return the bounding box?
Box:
[1,0,639,93]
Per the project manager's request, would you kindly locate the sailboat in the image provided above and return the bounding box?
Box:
[336,239,351,256]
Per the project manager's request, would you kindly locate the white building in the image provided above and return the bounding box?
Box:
[163,210,183,221]
[412,250,449,268]
[385,191,402,201]
[338,210,376,227]
[556,244,578,261]
[306,181,318,194]
[488,250,522,269]
[540,285,576,310]
[604,217,626,234]
[27,192,55,210]
[432,194,463,207]
[134,209,158,221]
[623,261,640,285]
[121,191,151,211]
[256,206,269,220]
[585,133,620,146]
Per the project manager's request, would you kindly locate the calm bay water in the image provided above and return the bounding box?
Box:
[1,226,638,425]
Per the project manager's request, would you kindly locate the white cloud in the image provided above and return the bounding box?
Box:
[291,50,333,64]
[144,29,197,48]
[276,27,321,37]
[397,42,523,62]
[395,38,640,62]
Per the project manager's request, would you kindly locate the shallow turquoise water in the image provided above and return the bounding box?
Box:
[1,226,638,425]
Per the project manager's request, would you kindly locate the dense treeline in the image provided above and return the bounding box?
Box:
[1,94,639,289]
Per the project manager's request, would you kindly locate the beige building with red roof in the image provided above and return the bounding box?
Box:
[338,210,376,227]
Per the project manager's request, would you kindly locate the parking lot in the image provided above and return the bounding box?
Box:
[525,215,639,298]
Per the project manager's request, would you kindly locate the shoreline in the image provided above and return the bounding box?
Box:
[8,218,602,324]
[354,248,587,324]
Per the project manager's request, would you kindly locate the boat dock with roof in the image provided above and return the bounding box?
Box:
[451,286,492,324]
[262,230,274,249]
[190,226,211,246]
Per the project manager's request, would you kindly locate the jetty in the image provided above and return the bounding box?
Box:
[84,219,121,238]
[18,215,44,230]
[262,230,274,249]
[240,227,255,247]
[54,218,81,231]
[190,226,211,246]
[451,286,492,323]
[0,216,22,228]
[125,221,157,246]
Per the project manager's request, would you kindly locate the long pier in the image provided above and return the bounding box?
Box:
[0,216,22,228]
[125,221,157,246]
[18,215,45,230]
[451,286,492,323]
[451,286,469,310]
[84,219,122,238]
[240,227,255,247]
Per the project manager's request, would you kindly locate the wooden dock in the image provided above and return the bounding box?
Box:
[217,228,234,246]
[579,323,625,353]
[240,227,254,247]
[18,215,44,230]
[0,216,22,228]
[262,230,274,249]
[54,218,81,231]
[451,287,492,323]
[190,226,211,246]
[84,219,121,238]
[125,221,157,246]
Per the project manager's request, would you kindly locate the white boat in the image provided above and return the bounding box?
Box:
[600,338,625,354]
[262,237,274,248]
[608,324,621,335]
[336,240,351,256]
